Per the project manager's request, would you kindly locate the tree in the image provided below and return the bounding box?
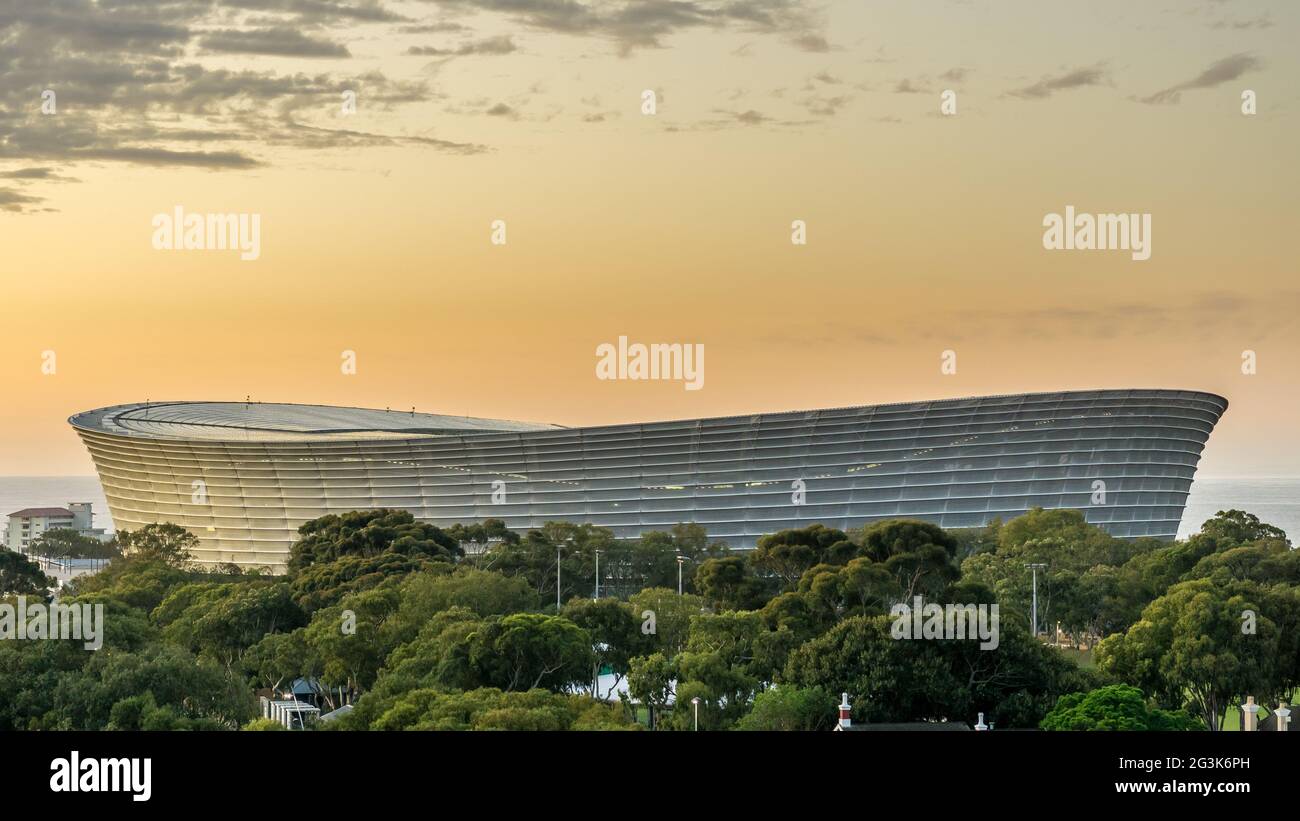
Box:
[626,652,675,729]
[782,614,963,724]
[995,507,1137,569]
[465,613,595,692]
[1095,578,1283,730]
[362,687,637,731]
[401,565,538,617]
[783,613,1092,728]
[1183,541,1300,587]
[28,529,119,563]
[857,519,960,599]
[445,518,521,551]
[618,524,729,596]
[61,556,195,613]
[242,717,288,731]
[0,548,54,597]
[478,522,615,604]
[695,555,769,611]
[738,685,835,731]
[289,551,448,615]
[1040,685,1200,731]
[344,607,486,723]
[155,581,306,670]
[288,509,462,573]
[562,597,649,697]
[1196,509,1289,547]
[242,629,316,694]
[666,610,769,729]
[627,587,705,659]
[797,558,901,623]
[113,523,198,567]
[54,643,254,730]
[304,586,402,702]
[751,525,858,589]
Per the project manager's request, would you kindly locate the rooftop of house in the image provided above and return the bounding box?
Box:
[836,722,973,732]
[7,507,74,519]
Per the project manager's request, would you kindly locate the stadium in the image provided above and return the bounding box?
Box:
[69,389,1228,571]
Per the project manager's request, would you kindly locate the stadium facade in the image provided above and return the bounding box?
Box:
[70,389,1227,570]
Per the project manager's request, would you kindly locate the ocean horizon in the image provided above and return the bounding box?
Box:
[3,475,1297,546]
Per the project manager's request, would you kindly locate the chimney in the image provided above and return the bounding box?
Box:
[1276,702,1291,732]
[974,712,988,731]
[1242,696,1260,731]
[838,693,851,729]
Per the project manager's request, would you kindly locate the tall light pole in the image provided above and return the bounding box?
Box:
[692,696,701,731]
[1025,563,1047,638]
[556,537,575,611]
[676,555,687,595]
[593,548,601,600]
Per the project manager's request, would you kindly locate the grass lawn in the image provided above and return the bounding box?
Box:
[1054,646,1095,669]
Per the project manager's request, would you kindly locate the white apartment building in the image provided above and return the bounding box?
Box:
[4,503,108,553]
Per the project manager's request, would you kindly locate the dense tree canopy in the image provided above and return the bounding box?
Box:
[288,509,462,573]
[1040,685,1200,731]
[0,548,53,597]
[2,506,1293,732]
[113,522,199,567]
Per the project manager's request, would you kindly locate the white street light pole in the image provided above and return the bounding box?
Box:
[1025,563,1047,637]
[594,549,601,600]
[556,544,562,611]
[692,696,701,731]
[676,555,687,595]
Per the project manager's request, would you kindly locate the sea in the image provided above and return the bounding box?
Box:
[2,476,1298,545]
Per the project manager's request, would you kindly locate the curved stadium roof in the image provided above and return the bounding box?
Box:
[69,401,563,442]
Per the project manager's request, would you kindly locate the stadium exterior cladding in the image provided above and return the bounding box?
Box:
[70,389,1228,571]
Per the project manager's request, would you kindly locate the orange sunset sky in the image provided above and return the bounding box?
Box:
[1,0,1297,477]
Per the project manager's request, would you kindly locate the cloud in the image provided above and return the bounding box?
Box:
[0,167,76,181]
[732,109,769,125]
[0,0,826,213]
[1007,65,1108,99]
[798,93,852,117]
[267,120,488,153]
[894,77,929,94]
[407,35,517,56]
[399,21,471,34]
[762,290,1293,348]
[1209,15,1273,31]
[426,0,825,53]
[198,27,352,58]
[0,186,46,213]
[1138,53,1262,105]
[789,32,829,53]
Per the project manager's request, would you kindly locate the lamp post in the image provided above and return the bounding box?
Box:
[556,537,576,611]
[676,555,688,595]
[594,548,601,600]
[692,696,701,731]
[1025,563,1047,638]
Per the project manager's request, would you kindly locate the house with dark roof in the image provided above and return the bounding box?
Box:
[832,693,976,732]
[4,503,107,552]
